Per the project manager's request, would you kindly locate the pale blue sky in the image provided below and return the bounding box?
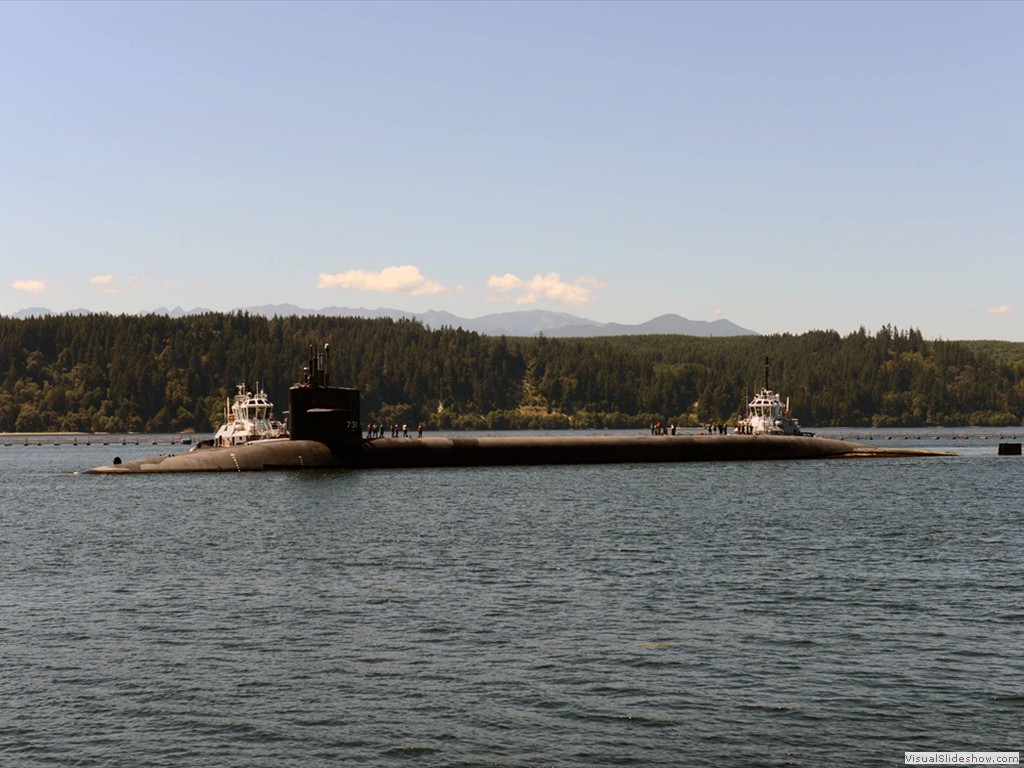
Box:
[2,0,1021,339]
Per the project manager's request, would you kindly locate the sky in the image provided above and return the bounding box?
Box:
[2,0,1022,340]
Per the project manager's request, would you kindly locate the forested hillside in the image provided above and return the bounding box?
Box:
[1,313,1023,433]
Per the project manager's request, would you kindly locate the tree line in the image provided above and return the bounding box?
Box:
[1,312,1022,433]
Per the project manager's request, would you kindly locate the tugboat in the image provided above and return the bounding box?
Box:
[736,358,805,436]
[206,383,288,447]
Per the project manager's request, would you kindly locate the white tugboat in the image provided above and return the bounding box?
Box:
[736,358,805,436]
[208,383,288,447]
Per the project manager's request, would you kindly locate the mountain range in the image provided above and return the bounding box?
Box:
[10,304,757,337]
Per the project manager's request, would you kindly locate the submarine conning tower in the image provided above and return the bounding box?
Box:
[288,343,361,443]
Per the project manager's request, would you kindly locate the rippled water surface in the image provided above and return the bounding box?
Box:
[2,431,1022,766]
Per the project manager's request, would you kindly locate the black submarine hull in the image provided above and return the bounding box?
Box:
[83,434,945,474]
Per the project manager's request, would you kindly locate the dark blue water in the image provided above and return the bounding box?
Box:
[2,431,1022,766]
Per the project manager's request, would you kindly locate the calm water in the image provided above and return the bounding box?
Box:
[2,430,1022,767]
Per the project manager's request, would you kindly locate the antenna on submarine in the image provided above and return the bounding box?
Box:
[301,342,332,387]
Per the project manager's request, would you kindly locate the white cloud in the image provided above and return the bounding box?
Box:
[486,272,606,307]
[712,307,724,317]
[487,273,524,292]
[12,279,46,294]
[317,265,447,296]
[986,305,1014,316]
[90,274,119,294]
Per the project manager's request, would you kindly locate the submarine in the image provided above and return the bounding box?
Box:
[84,344,947,474]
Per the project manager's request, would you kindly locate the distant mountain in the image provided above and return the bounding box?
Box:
[236,306,755,336]
[11,307,91,318]
[12,307,54,319]
[430,310,602,336]
[237,305,605,335]
[546,314,755,338]
[152,306,214,318]
[10,304,756,337]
